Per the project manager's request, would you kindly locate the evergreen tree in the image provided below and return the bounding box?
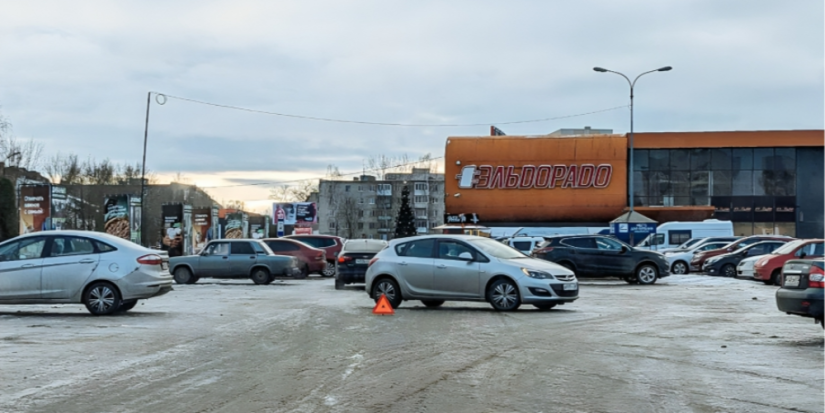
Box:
[0,177,17,242]
[394,185,416,238]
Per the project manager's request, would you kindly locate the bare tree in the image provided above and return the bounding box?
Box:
[326,164,342,179]
[269,185,292,202]
[171,171,191,184]
[0,129,44,171]
[223,200,246,210]
[268,180,319,202]
[335,196,359,239]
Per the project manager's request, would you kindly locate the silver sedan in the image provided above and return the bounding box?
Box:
[0,231,173,315]
[365,235,578,311]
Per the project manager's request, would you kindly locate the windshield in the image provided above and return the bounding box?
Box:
[468,238,526,259]
[680,238,703,249]
[772,240,806,255]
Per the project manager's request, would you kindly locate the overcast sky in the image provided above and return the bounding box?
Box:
[1,0,822,211]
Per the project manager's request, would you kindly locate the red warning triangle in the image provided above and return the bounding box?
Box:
[372,294,395,315]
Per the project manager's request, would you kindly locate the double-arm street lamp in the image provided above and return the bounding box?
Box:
[593,66,672,213]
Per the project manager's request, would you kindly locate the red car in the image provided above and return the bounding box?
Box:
[262,238,327,278]
[754,239,825,285]
[690,235,793,272]
[284,235,343,277]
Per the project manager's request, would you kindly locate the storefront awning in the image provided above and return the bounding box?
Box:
[631,206,716,223]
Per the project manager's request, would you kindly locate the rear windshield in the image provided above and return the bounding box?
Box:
[292,237,336,248]
[342,240,387,253]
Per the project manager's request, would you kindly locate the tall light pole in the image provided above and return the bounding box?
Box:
[140,92,166,247]
[593,66,671,214]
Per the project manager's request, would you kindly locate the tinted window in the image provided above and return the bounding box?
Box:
[266,241,290,252]
[251,242,267,254]
[95,241,117,253]
[397,239,434,258]
[438,240,475,260]
[0,237,46,261]
[596,238,624,250]
[231,242,255,255]
[51,237,95,257]
[700,243,727,251]
[512,241,533,251]
[294,237,336,248]
[669,230,692,245]
[206,242,230,256]
[563,237,597,249]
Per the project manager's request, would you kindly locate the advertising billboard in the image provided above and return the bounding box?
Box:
[103,195,131,240]
[161,204,184,256]
[19,185,50,234]
[249,215,266,239]
[445,135,628,223]
[272,202,317,226]
[50,185,68,230]
[129,196,142,245]
[222,211,245,239]
[191,207,212,252]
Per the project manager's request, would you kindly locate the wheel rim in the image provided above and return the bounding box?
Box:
[255,271,267,282]
[176,270,190,283]
[323,266,335,276]
[724,265,736,277]
[673,262,687,274]
[376,281,396,301]
[492,283,518,308]
[89,286,115,313]
[639,267,656,283]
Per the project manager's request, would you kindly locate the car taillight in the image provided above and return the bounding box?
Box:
[137,254,162,266]
[338,256,353,264]
[809,266,825,288]
[368,257,379,267]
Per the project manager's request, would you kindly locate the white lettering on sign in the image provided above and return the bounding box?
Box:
[24,203,41,208]
[456,164,613,189]
[24,196,45,202]
[24,209,44,215]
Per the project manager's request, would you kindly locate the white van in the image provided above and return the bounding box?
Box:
[636,220,734,251]
[508,237,547,254]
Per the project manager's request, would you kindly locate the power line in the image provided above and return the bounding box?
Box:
[198,156,445,189]
[154,92,627,127]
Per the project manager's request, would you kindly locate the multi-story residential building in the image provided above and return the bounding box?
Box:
[317,168,444,240]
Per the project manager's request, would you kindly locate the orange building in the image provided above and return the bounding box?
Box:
[445,130,824,238]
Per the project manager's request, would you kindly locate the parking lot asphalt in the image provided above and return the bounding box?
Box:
[1,275,823,413]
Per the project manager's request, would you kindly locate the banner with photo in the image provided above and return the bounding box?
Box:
[50,185,68,230]
[162,204,184,256]
[129,196,142,244]
[223,211,245,239]
[19,185,51,234]
[272,202,317,226]
[103,195,131,240]
[191,207,212,252]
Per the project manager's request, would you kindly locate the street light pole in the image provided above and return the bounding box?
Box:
[140,92,151,247]
[593,66,672,214]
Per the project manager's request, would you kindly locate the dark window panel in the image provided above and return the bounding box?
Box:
[712,196,732,221]
[691,171,710,200]
[711,148,732,170]
[775,148,796,171]
[710,170,732,197]
[690,148,709,170]
[732,148,753,171]
[775,196,796,222]
[753,196,775,223]
[671,171,690,197]
[649,150,670,170]
[670,149,690,171]
[649,171,671,198]
[646,196,665,206]
[773,170,796,196]
[753,170,769,196]
[632,171,647,197]
[674,196,692,206]
[753,148,774,170]
[633,149,649,171]
[692,195,710,206]
[732,170,753,196]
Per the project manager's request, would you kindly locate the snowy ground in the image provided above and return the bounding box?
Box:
[1,274,822,413]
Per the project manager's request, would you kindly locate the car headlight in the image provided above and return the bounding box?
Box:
[521,268,553,279]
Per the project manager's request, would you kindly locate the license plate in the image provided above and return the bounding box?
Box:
[784,275,800,287]
[162,262,168,270]
[563,283,577,291]
[355,259,369,265]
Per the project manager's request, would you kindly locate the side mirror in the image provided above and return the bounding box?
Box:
[799,251,808,259]
[620,246,628,253]
[458,252,474,261]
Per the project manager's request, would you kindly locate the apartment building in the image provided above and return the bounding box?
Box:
[317,168,444,240]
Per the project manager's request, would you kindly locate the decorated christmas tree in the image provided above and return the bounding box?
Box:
[394,185,417,238]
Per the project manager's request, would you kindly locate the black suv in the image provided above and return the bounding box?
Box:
[531,235,670,285]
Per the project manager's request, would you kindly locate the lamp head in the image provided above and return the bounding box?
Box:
[593,67,608,72]
[657,66,672,72]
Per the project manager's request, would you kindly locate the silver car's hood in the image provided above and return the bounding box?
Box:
[500,257,575,277]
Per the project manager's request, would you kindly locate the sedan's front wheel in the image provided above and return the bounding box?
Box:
[636,264,658,285]
[83,282,121,315]
[671,261,688,275]
[372,278,402,309]
[322,263,336,277]
[722,264,737,278]
[488,279,521,311]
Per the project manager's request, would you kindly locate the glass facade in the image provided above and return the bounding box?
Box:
[633,148,797,236]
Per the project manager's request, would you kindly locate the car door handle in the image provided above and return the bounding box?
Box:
[399,261,408,266]
[222,256,229,260]
[249,256,256,260]
[79,259,95,264]
[21,264,35,268]
[436,264,447,269]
